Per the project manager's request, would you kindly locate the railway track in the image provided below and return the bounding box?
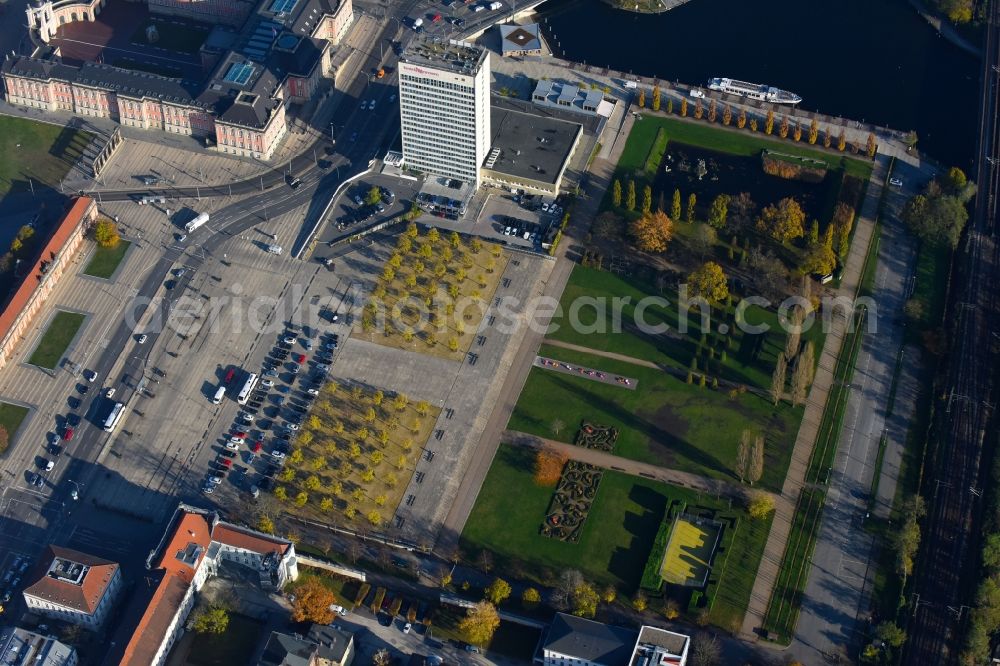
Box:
[903,3,1000,663]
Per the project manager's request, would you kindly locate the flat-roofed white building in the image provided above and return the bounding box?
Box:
[398,39,491,188]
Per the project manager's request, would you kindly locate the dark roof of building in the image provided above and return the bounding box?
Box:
[22,542,119,615]
[259,632,316,666]
[485,105,581,185]
[306,624,353,661]
[2,56,207,107]
[544,613,637,666]
[499,24,541,54]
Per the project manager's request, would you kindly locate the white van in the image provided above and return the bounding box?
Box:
[266,244,283,255]
[212,386,226,405]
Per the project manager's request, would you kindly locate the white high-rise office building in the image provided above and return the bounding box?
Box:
[398,39,491,187]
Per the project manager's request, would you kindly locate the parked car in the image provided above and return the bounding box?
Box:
[136,334,148,344]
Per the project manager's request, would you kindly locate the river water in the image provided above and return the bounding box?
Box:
[533,0,980,168]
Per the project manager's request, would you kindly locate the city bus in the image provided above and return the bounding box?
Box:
[103,402,125,432]
[236,373,258,405]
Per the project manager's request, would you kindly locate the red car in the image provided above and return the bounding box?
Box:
[295,353,306,364]
[231,431,247,439]
[252,441,263,453]
[62,427,74,441]
[218,458,232,468]
[224,368,236,384]
[432,12,442,22]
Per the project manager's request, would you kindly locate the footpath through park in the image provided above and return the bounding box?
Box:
[504,429,752,501]
[740,156,888,638]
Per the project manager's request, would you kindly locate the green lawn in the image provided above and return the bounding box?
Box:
[187,613,264,666]
[83,240,131,279]
[622,115,873,180]
[0,402,29,454]
[0,116,92,198]
[908,241,951,331]
[513,343,800,491]
[547,265,825,392]
[130,20,209,54]
[28,311,86,370]
[462,444,770,628]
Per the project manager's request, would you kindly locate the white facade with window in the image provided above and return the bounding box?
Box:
[398,44,490,188]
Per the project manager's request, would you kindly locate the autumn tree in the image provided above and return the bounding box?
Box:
[612,179,622,207]
[708,194,729,229]
[534,447,568,486]
[748,491,775,520]
[757,197,806,243]
[737,108,747,129]
[686,193,697,223]
[94,219,121,248]
[522,587,541,607]
[770,354,787,406]
[630,211,674,254]
[651,85,661,111]
[484,577,512,605]
[748,435,764,486]
[694,101,704,120]
[191,605,229,634]
[671,189,682,221]
[902,190,970,249]
[291,577,336,624]
[637,89,645,108]
[801,224,837,276]
[837,131,847,151]
[779,115,789,139]
[688,261,729,304]
[808,118,819,144]
[749,118,758,132]
[866,132,877,158]
[459,601,500,646]
[763,110,774,135]
[626,180,636,211]
[895,495,926,578]
[722,104,732,126]
[680,97,688,117]
[707,99,717,123]
[639,184,652,215]
[571,581,600,618]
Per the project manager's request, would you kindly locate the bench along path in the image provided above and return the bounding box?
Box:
[533,355,638,389]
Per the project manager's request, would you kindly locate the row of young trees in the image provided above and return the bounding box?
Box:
[634,86,877,157]
[768,304,816,407]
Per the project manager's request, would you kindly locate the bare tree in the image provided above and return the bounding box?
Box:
[784,305,804,359]
[346,540,363,564]
[790,341,816,406]
[552,569,583,611]
[748,436,764,486]
[550,419,566,437]
[479,549,494,574]
[770,354,787,406]
[691,632,722,666]
[747,247,787,300]
[735,430,751,483]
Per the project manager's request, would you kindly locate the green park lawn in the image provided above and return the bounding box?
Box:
[547,265,825,392]
[618,115,873,181]
[461,444,770,628]
[0,402,29,454]
[510,343,800,492]
[83,240,131,279]
[28,311,86,370]
[0,116,92,198]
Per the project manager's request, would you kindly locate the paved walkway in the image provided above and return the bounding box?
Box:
[740,155,888,638]
[504,430,752,501]
[435,99,637,555]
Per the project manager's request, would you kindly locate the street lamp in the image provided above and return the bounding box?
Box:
[67,479,82,501]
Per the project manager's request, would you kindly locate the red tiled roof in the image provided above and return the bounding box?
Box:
[0,197,94,347]
[105,570,190,666]
[23,544,118,615]
[211,523,290,556]
[155,512,212,584]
